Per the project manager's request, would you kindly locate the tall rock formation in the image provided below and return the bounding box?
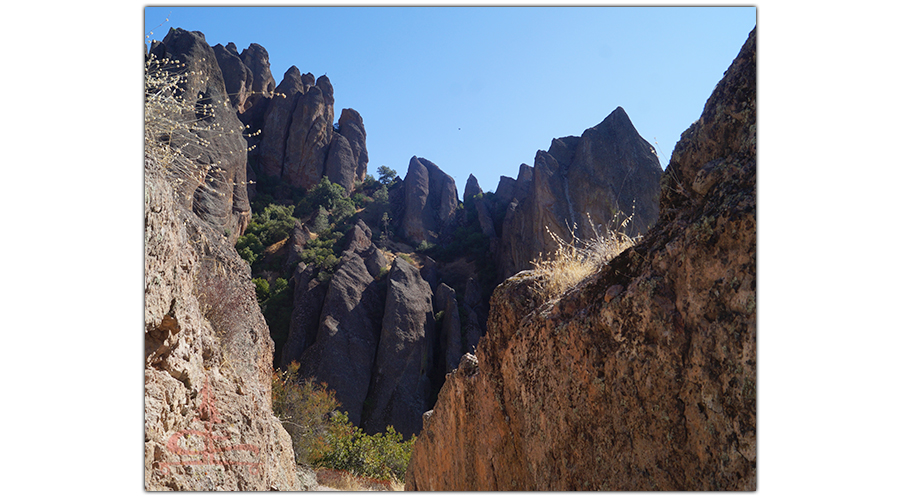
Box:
[497,107,663,279]
[397,156,460,245]
[257,67,307,183]
[145,153,301,491]
[296,248,385,425]
[213,41,276,193]
[364,257,436,438]
[147,28,252,242]
[284,75,335,190]
[256,67,367,195]
[406,27,756,491]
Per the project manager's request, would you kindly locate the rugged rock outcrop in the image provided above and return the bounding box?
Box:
[406,27,756,491]
[397,156,460,245]
[145,154,301,491]
[257,67,307,182]
[284,75,335,190]
[296,249,384,425]
[497,108,663,279]
[283,218,458,436]
[279,263,329,369]
[335,108,369,183]
[255,67,366,194]
[213,41,276,193]
[148,28,252,242]
[364,257,436,437]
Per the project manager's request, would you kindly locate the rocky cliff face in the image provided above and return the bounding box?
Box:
[145,154,302,491]
[148,28,252,242]
[406,27,756,491]
[497,107,663,279]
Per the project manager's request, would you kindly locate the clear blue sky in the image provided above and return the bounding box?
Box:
[145,6,756,193]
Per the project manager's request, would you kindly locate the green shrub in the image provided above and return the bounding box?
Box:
[253,277,270,302]
[376,165,397,186]
[310,206,330,233]
[311,412,416,481]
[332,196,357,223]
[272,364,417,480]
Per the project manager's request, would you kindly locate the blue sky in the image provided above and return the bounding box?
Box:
[145,6,756,192]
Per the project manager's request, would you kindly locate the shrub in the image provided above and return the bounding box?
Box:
[311,412,416,481]
[272,363,341,465]
[332,196,357,223]
[253,277,270,302]
[272,364,417,481]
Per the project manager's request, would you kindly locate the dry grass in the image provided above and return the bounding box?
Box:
[315,469,404,491]
[531,212,639,301]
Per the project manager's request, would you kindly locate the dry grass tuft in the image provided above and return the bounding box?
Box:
[531,212,640,301]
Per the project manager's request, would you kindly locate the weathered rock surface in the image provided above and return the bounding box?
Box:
[257,66,306,181]
[336,108,369,184]
[283,76,335,190]
[213,42,253,114]
[297,250,384,425]
[324,132,357,193]
[145,154,299,491]
[254,65,366,194]
[497,107,663,279]
[148,28,252,242]
[279,263,328,369]
[463,174,483,203]
[397,156,460,245]
[285,220,312,269]
[364,257,436,438]
[406,27,756,491]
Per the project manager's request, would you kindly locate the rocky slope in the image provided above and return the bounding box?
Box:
[405,27,756,491]
[144,154,304,491]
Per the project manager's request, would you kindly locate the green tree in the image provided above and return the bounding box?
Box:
[376,165,397,186]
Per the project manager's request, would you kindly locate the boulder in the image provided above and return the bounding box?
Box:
[324,132,358,194]
[463,173,483,203]
[257,66,306,180]
[285,220,312,269]
[337,108,369,183]
[212,42,253,114]
[365,257,436,438]
[283,83,332,190]
[279,264,328,369]
[237,43,277,177]
[405,27,756,491]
